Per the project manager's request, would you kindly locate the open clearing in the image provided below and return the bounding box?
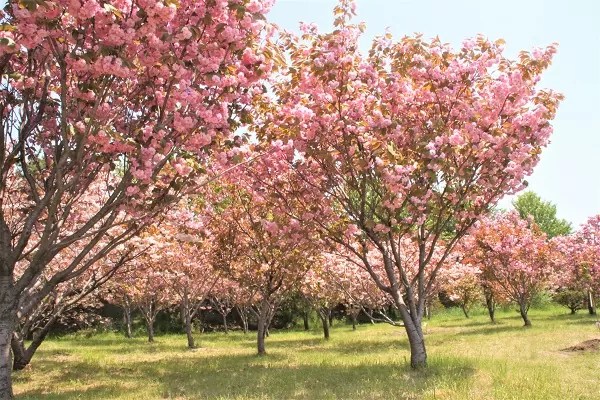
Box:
[13,306,600,400]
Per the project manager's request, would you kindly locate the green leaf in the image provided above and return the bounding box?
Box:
[0,37,16,48]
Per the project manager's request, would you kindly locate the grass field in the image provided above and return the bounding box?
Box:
[12,305,600,399]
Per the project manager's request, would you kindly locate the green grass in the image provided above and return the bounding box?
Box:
[13,305,600,399]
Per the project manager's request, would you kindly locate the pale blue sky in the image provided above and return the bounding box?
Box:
[268,0,600,227]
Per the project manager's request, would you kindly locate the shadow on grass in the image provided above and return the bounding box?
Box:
[156,357,474,400]
[17,385,124,400]
[457,324,528,336]
[532,312,599,324]
[17,350,475,399]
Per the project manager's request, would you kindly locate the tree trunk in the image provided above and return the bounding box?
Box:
[185,313,195,349]
[424,303,431,320]
[0,276,16,400]
[10,338,38,372]
[302,312,310,331]
[222,314,228,334]
[123,305,132,338]
[11,313,55,372]
[256,300,269,356]
[10,336,27,372]
[461,305,470,319]
[519,302,531,327]
[397,304,427,369]
[351,314,357,331]
[484,290,496,323]
[321,315,330,340]
[147,319,155,342]
[328,311,333,327]
[570,307,577,315]
[588,290,596,315]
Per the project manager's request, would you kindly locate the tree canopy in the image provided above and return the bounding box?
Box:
[513,191,571,238]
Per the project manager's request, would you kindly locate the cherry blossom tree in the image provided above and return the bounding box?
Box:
[162,208,219,348]
[553,216,600,315]
[300,267,343,339]
[0,0,274,395]
[323,251,395,329]
[256,1,561,367]
[466,212,557,326]
[230,283,257,335]
[210,278,238,334]
[576,216,600,315]
[209,143,320,355]
[441,261,482,319]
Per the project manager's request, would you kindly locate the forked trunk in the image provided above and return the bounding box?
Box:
[11,320,53,371]
[0,276,16,400]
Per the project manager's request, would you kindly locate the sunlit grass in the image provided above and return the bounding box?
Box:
[13,305,600,399]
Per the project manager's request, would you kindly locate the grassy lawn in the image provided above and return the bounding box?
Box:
[12,305,600,400]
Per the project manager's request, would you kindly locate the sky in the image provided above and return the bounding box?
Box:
[267,0,600,227]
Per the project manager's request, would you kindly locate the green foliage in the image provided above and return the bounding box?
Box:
[553,289,587,313]
[512,191,571,238]
[530,290,554,309]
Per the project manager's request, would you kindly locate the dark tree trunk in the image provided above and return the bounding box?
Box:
[256,300,269,356]
[570,307,577,315]
[11,315,54,372]
[397,304,427,369]
[321,316,330,339]
[519,302,531,327]
[184,313,195,349]
[328,311,333,327]
[302,312,310,331]
[351,314,357,331]
[9,336,27,372]
[147,319,155,342]
[588,290,596,315]
[484,290,496,323]
[461,305,470,319]
[0,276,16,400]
